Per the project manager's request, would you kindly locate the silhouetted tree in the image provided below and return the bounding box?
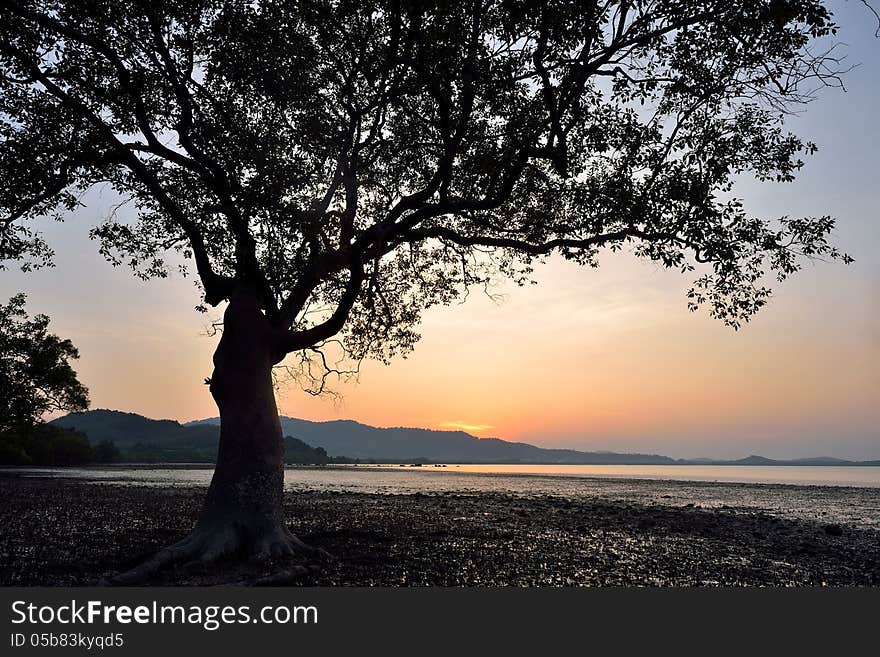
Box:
[92,439,122,463]
[0,1,858,576]
[0,294,89,436]
[27,424,94,465]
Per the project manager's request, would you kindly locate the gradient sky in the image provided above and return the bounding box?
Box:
[2,4,878,459]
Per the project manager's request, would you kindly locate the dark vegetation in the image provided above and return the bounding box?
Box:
[0,423,326,466]
[0,424,120,466]
[0,294,97,465]
[115,436,328,465]
[45,409,329,464]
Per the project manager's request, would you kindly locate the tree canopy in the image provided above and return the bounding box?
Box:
[0,293,89,435]
[0,0,854,374]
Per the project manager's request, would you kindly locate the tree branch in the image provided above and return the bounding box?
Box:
[279,262,365,355]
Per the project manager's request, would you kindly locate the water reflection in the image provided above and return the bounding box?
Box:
[4,463,880,527]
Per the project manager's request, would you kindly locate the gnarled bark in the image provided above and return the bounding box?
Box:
[111,291,324,584]
[201,289,285,547]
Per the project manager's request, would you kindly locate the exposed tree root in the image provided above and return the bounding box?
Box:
[106,524,330,585]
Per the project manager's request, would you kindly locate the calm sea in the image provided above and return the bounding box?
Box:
[7,464,880,526]
[444,464,880,487]
[6,462,880,488]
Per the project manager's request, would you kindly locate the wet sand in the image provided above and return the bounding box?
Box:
[1,474,878,586]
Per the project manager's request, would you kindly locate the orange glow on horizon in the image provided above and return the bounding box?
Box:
[2,4,878,460]
[436,422,495,434]
[20,247,874,460]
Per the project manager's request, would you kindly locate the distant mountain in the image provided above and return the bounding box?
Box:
[703,454,880,467]
[189,417,879,466]
[50,410,327,464]
[54,410,219,449]
[186,415,678,464]
[53,410,880,465]
[54,409,675,464]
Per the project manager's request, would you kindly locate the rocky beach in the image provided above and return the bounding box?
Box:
[1,471,879,586]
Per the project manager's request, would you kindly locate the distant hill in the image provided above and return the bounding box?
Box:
[52,410,880,466]
[50,410,327,464]
[54,410,219,449]
[185,415,677,464]
[689,454,880,467]
[54,410,675,464]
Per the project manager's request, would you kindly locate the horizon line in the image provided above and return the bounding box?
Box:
[53,408,880,463]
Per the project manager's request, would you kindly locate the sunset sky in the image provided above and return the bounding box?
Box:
[2,4,878,460]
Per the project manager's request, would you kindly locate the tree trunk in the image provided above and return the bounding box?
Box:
[111,290,323,583]
[198,289,286,552]
[189,288,323,561]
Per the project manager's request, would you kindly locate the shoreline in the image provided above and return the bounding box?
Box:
[5,465,880,528]
[1,473,879,586]
[5,461,880,488]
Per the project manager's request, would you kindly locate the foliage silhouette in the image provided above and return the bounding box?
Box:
[0,294,89,434]
[0,0,857,577]
[0,294,92,464]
